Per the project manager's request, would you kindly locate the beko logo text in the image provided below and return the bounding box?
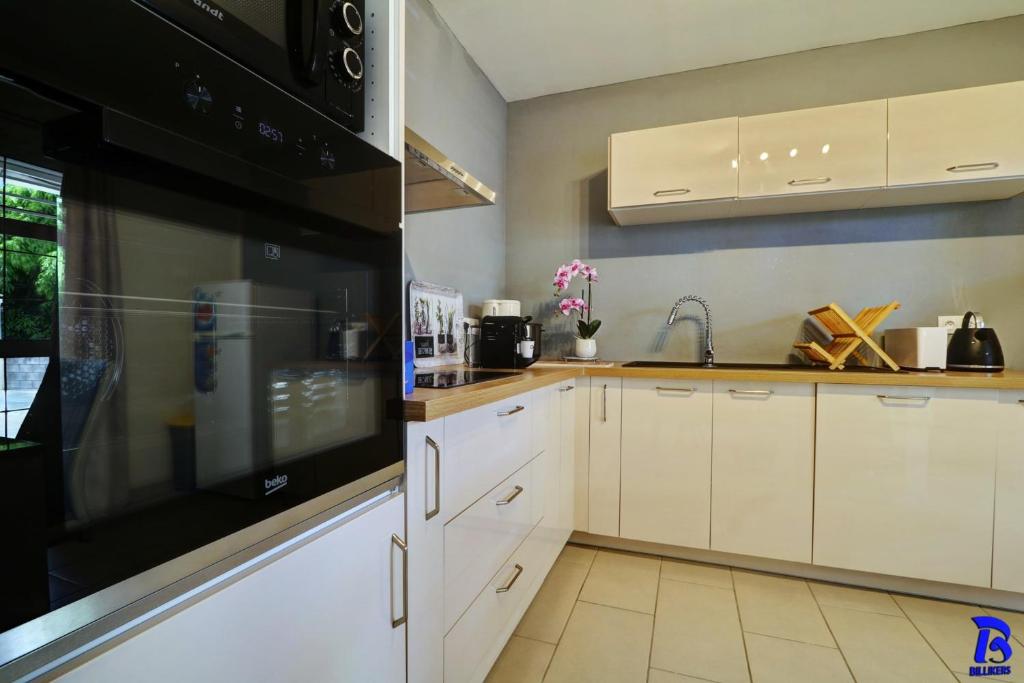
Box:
[264,475,288,495]
[193,0,225,21]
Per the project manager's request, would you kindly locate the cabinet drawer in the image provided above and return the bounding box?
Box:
[444,453,544,633]
[711,381,814,563]
[444,521,549,683]
[739,100,886,197]
[814,384,998,586]
[609,117,738,208]
[888,80,1024,186]
[444,392,533,523]
[994,390,1024,592]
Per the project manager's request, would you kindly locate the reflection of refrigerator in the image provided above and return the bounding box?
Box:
[193,281,317,490]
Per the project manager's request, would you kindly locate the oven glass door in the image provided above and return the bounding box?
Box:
[0,91,402,665]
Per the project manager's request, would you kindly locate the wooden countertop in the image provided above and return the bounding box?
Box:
[403,361,1024,421]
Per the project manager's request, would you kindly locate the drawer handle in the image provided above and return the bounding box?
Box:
[729,389,773,397]
[787,176,831,186]
[558,385,575,392]
[497,405,525,417]
[877,394,930,403]
[496,485,524,506]
[390,534,408,628]
[653,187,691,197]
[602,383,608,422]
[496,564,524,593]
[425,436,441,521]
[656,386,696,394]
[947,162,999,173]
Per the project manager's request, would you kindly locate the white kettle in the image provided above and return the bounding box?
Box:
[482,299,521,317]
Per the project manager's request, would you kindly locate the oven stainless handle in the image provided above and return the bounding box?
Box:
[391,534,408,628]
[425,436,441,521]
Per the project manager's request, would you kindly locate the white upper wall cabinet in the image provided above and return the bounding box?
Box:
[609,80,1024,225]
[888,81,1024,187]
[739,100,886,197]
[609,118,738,208]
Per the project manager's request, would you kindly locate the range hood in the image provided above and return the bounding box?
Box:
[404,127,496,213]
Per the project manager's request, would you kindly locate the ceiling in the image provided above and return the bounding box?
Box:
[428,0,1024,101]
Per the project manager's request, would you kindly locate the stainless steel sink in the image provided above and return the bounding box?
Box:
[621,360,903,373]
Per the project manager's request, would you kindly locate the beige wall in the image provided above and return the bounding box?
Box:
[505,15,1024,364]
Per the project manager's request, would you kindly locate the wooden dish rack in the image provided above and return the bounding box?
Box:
[794,301,901,371]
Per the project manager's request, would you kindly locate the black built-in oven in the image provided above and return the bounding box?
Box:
[0,0,401,674]
[140,0,369,131]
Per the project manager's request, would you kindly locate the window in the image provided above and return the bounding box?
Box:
[0,156,61,440]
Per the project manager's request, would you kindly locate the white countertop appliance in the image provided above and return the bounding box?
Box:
[883,327,948,370]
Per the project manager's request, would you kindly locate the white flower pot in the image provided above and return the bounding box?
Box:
[574,337,597,359]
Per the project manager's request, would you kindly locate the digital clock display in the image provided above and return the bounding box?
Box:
[257,121,284,144]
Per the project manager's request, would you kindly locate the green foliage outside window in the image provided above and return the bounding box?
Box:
[2,184,59,340]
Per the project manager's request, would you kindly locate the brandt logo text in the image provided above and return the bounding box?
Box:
[264,474,289,495]
[192,0,225,21]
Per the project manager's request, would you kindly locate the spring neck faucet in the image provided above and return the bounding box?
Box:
[667,295,714,367]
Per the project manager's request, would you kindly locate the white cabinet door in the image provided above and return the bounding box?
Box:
[406,419,445,683]
[888,80,1024,186]
[558,380,577,536]
[621,378,712,548]
[993,390,1024,592]
[814,384,999,587]
[588,378,622,537]
[711,381,814,563]
[739,100,886,197]
[609,117,738,208]
[58,493,407,683]
[573,376,592,531]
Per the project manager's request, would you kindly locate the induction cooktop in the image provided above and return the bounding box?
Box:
[414,369,520,389]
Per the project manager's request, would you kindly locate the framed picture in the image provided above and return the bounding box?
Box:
[409,281,463,368]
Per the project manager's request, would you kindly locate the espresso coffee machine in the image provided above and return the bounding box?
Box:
[480,316,542,368]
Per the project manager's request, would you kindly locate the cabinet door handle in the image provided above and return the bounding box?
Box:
[390,534,408,628]
[787,177,832,186]
[656,386,696,394]
[425,436,441,521]
[946,162,999,173]
[728,389,773,397]
[877,394,930,403]
[602,383,608,422]
[496,485,524,506]
[558,385,575,392]
[496,564,524,593]
[653,187,690,197]
[497,405,525,417]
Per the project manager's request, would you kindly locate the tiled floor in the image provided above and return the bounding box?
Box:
[485,544,1024,683]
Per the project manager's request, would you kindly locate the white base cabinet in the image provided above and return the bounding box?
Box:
[620,378,712,548]
[57,493,407,683]
[407,381,575,683]
[993,390,1024,593]
[710,381,815,563]
[814,384,999,587]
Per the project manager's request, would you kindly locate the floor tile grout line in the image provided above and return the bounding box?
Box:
[729,567,754,682]
[889,594,961,680]
[659,574,735,591]
[649,668,722,683]
[808,583,859,682]
[646,558,662,677]
[540,550,598,682]
[576,598,656,617]
[741,629,839,650]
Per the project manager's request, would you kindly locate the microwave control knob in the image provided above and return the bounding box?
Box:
[328,48,363,88]
[330,1,363,39]
[183,80,213,114]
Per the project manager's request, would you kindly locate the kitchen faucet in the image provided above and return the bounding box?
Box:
[667,295,715,367]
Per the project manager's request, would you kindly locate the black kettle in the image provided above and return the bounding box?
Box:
[946,312,1004,371]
